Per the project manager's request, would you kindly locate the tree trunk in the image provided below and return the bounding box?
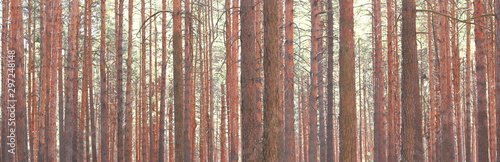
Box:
[62,0,79,160]
[229,0,240,160]
[173,0,184,159]
[284,0,296,160]
[474,0,490,160]
[263,0,282,160]
[115,0,124,159]
[125,0,134,160]
[372,0,386,159]
[241,0,263,160]
[309,0,320,161]
[339,0,357,160]
[221,84,228,162]
[401,0,424,160]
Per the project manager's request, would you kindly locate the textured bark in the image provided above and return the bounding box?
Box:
[263,0,282,160]
[284,0,296,161]
[474,0,489,160]
[115,0,125,159]
[62,0,79,161]
[309,0,320,161]
[401,0,424,160]
[339,0,357,160]
[386,0,398,159]
[496,0,500,159]
[0,0,10,160]
[372,0,387,159]
[183,0,195,159]
[241,0,263,160]
[99,0,109,160]
[173,0,184,159]
[8,0,28,159]
[125,0,134,160]
[229,0,240,160]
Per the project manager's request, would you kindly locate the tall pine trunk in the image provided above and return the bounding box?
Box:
[401,0,424,160]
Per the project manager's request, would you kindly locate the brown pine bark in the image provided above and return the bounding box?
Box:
[326,0,335,161]
[474,0,489,160]
[0,0,10,160]
[284,0,296,160]
[386,0,398,159]
[173,0,184,159]
[372,0,386,159]
[115,0,125,159]
[99,0,109,160]
[229,0,240,160]
[401,0,424,160]
[8,0,28,159]
[309,0,320,161]
[262,0,282,160]
[339,0,357,160]
[496,0,500,159]
[125,0,134,160]
[241,0,263,160]
[183,0,195,159]
[62,0,79,160]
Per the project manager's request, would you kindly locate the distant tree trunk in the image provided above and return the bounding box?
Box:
[183,0,195,159]
[173,0,184,159]
[284,0,296,160]
[401,0,424,160]
[474,0,489,160]
[115,0,125,159]
[465,0,472,161]
[309,0,320,161]
[159,0,167,161]
[372,0,387,159]
[263,0,282,160]
[63,0,79,160]
[9,0,28,159]
[241,0,263,160]
[229,0,240,160]
[451,1,463,161]
[221,84,228,162]
[124,0,134,161]
[326,0,335,161]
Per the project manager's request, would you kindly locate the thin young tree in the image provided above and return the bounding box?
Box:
[339,0,357,160]
[401,0,424,160]
[159,0,167,160]
[326,0,335,161]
